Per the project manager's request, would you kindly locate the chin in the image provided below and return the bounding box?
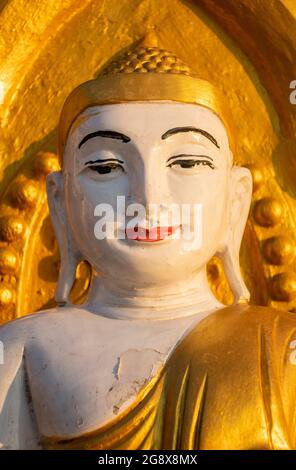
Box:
[89,237,213,286]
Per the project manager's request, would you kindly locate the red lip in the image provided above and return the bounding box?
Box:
[125,226,180,242]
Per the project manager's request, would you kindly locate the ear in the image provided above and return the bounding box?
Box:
[216,166,253,303]
[46,172,82,305]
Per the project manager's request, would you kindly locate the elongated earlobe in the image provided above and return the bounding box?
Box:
[46,172,82,305]
[217,166,253,304]
[216,246,250,304]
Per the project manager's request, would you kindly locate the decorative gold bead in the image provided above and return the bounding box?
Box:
[34,152,60,177]
[262,236,295,265]
[0,247,18,274]
[253,198,283,227]
[270,272,296,301]
[245,164,264,192]
[0,216,26,242]
[10,180,39,209]
[0,284,15,308]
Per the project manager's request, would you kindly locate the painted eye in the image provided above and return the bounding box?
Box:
[88,162,125,174]
[168,159,215,170]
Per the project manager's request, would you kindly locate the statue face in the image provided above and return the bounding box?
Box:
[62,102,233,287]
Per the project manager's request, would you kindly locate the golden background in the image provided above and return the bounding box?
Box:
[0,0,295,323]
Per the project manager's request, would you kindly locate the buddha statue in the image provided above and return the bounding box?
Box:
[0,37,296,450]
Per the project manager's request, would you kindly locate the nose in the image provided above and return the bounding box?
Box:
[127,145,172,225]
[128,147,169,208]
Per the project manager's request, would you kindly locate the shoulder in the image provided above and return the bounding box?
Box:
[196,303,296,332]
[178,303,296,357]
[0,306,88,344]
[0,305,109,353]
[169,304,296,387]
[231,304,296,338]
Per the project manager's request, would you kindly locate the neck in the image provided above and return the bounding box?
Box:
[85,268,223,320]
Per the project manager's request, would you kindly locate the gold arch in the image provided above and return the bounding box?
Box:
[0,0,295,323]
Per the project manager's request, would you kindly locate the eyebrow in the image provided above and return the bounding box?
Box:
[85,158,124,165]
[78,130,131,148]
[161,127,220,149]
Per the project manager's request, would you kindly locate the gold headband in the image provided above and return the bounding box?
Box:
[58,38,235,164]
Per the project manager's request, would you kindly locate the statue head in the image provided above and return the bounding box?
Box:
[47,37,252,307]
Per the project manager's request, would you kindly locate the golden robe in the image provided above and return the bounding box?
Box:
[42,304,296,450]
